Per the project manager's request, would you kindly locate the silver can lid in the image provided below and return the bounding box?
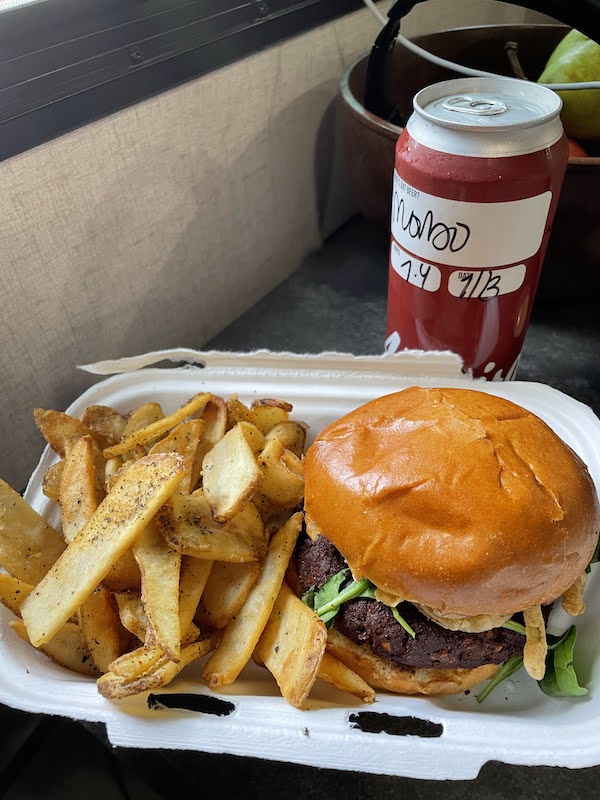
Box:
[414,77,562,132]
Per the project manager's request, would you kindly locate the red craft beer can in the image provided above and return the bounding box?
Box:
[385,77,569,380]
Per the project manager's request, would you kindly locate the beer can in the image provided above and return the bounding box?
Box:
[385,77,569,380]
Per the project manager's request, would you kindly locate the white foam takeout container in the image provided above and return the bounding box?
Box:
[1,348,600,780]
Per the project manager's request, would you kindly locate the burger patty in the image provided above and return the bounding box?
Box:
[296,533,526,670]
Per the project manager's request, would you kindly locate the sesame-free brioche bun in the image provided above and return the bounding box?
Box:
[304,387,600,618]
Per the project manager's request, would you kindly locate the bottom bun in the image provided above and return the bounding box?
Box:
[326,628,499,697]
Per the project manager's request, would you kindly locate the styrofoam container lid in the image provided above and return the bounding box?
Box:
[1,349,600,780]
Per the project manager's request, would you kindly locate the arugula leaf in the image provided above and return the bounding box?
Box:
[538,625,588,698]
[476,656,524,703]
[586,537,600,573]
[302,570,417,636]
[500,620,526,635]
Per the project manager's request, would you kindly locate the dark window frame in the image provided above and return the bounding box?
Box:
[0,0,365,162]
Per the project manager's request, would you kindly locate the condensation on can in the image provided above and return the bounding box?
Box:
[385,77,569,381]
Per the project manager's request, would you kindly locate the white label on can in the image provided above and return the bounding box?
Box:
[391,241,441,292]
[391,171,552,268]
[447,263,526,299]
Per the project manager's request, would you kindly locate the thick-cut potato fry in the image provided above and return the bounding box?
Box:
[104,393,211,458]
[81,405,128,447]
[203,512,302,688]
[33,409,110,455]
[109,644,164,682]
[105,456,123,487]
[250,402,290,435]
[202,423,264,522]
[60,435,101,543]
[317,652,376,704]
[258,438,304,509]
[0,479,66,584]
[251,398,293,413]
[121,403,164,439]
[98,636,218,699]
[265,421,307,459]
[149,420,204,494]
[116,593,148,641]
[10,619,100,677]
[226,395,254,430]
[178,555,213,635]
[254,582,326,708]
[133,519,182,662]
[101,548,141,594]
[158,490,265,563]
[189,396,227,491]
[196,561,261,630]
[21,453,184,647]
[42,461,64,504]
[0,573,34,616]
[79,587,124,673]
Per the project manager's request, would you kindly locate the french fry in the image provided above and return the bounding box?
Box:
[264,421,307,459]
[42,461,64,504]
[101,547,141,594]
[149,420,204,495]
[133,519,182,661]
[0,479,66,584]
[104,393,211,458]
[116,593,148,641]
[254,582,326,708]
[250,399,291,435]
[60,435,101,544]
[10,619,100,677]
[317,652,376,704]
[203,512,302,688]
[21,453,184,647]
[81,405,128,447]
[178,555,213,635]
[109,644,164,682]
[79,587,125,673]
[189,396,227,491]
[33,409,110,455]
[258,438,304,510]
[202,422,264,522]
[0,573,34,616]
[97,636,218,699]
[121,403,164,440]
[158,490,265,563]
[195,561,261,630]
[226,395,254,429]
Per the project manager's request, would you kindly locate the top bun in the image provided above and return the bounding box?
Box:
[303,387,600,617]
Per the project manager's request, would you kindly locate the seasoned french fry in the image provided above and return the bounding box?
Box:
[116,593,148,641]
[203,512,302,688]
[60,435,101,544]
[149,420,204,494]
[202,422,264,522]
[258,438,304,509]
[265,421,307,459]
[133,519,182,662]
[158,490,265,563]
[97,636,218,699]
[195,561,261,630]
[101,547,141,594]
[121,403,164,440]
[109,644,164,681]
[226,395,254,430]
[81,405,128,447]
[42,461,64,504]
[0,573,34,616]
[178,555,213,635]
[254,582,326,708]
[104,393,211,458]
[79,587,124,673]
[317,652,376,704]
[21,453,184,647]
[250,399,291,435]
[33,409,110,455]
[10,619,100,677]
[0,479,66,584]
[189,396,227,491]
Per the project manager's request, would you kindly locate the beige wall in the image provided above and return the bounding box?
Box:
[0,0,554,489]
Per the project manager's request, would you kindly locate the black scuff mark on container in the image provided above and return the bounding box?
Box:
[147,693,235,716]
[349,712,443,738]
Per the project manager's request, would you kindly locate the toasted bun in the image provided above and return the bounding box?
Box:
[304,387,600,617]
[326,629,499,697]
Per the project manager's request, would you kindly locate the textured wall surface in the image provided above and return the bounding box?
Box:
[0,0,549,489]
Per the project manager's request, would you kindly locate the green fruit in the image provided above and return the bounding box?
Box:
[538,29,600,141]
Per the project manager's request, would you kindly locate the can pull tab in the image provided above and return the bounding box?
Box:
[442,95,508,116]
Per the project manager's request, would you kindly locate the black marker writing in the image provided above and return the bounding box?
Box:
[392,193,470,254]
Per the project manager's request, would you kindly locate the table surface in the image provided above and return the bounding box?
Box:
[2,215,599,799]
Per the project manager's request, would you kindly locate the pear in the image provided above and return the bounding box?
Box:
[538,29,600,141]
